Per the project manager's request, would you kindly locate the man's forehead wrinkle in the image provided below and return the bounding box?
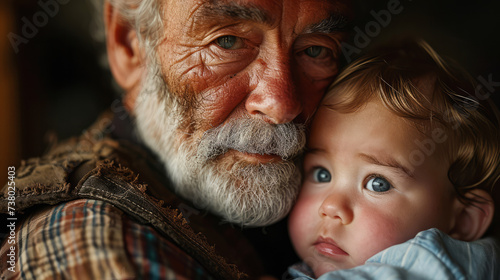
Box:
[198,0,272,25]
[185,1,213,39]
[304,13,349,34]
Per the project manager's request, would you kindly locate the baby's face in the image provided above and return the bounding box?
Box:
[288,99,461,277]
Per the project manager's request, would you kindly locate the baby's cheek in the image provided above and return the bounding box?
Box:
[354,211,406,262]
[288,200,308,242]
[288,195,317,257]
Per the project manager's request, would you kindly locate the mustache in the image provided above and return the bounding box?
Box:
[197,118,306,161]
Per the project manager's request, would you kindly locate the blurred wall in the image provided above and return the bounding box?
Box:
[4,0,114,171]
[351,0,500,99]
[0,1,20,184]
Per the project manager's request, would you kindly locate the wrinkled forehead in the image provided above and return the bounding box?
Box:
[164,0,352,34]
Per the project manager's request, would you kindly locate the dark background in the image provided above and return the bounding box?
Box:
[0,0,499,277]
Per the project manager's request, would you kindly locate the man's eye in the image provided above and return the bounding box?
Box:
[365,177,392,192]
[304,46,327,58]
[312,167,331,183]
[216,35,243,49]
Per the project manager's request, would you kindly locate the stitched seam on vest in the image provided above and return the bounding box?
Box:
[80,185,155,225]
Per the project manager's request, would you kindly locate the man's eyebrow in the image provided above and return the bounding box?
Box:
[359,153,415,178]
[304,13,349,34]
[198,1,271,25]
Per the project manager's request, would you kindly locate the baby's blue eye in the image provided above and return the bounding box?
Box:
[366,177,392,192]
[304,46,326,58]
[312,167,331,183]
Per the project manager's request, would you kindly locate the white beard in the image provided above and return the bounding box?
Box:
[134,63,305,227]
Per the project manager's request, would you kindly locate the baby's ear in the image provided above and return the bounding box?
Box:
[449,189,494,241]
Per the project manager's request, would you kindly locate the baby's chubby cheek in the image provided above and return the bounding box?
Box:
[288,194,318,256]
[352,211,408,262]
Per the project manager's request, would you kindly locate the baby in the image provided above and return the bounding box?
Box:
[287,40,500,279]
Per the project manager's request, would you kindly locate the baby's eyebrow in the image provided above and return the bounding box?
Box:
[358,153,415,179]
[305,147,327,155]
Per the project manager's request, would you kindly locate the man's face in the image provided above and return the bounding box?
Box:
[134,0,351,226]
[159,0,349,133]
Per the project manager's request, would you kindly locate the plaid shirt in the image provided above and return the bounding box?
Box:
[0,199,213,280]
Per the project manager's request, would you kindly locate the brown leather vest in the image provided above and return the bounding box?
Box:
[0,112,263,279]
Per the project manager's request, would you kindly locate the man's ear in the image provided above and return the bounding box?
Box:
[449,189,494,241]
[105,2,144,111]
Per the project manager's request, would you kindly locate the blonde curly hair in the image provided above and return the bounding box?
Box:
[323,39,500,237]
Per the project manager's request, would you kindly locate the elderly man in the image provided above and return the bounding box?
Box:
[0,0,352,279]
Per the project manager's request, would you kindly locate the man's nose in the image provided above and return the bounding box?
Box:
[318,191,354,225]
[245,60,302,124]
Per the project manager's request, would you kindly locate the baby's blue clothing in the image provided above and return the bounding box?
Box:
[287,228,500,279]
